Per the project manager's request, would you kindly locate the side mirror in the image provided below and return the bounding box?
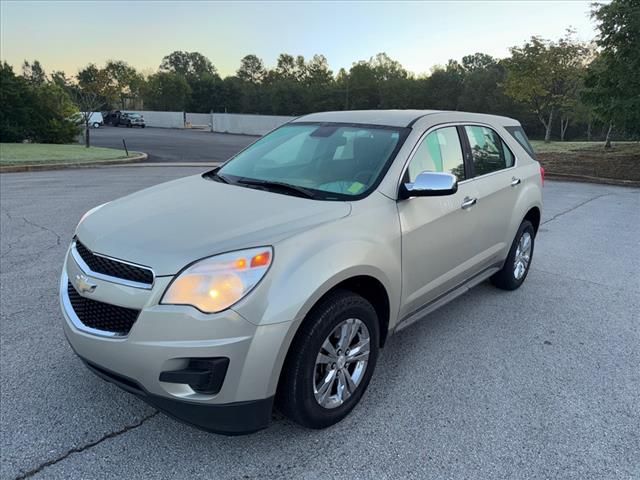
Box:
[400,171,458,199]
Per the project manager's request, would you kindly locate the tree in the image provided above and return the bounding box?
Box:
[187,73,224,113]
[419,60,465,110]
[504,33,590,142]
[142,72,191,111]
[462,53,497,72]
[50,70,71,89]
[22,60,46,86]
[71,88,104,147]
[1,62,78,144]
[237,54,266,84]
[159,51,217,79]
[304,55,338,111]
[1,62,33,142]
[583,0,640,146]
[30,82,79,143]
[347,61,379,109]
[103,60,144,109]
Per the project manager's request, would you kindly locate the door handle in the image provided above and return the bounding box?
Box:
[461,196,477,209]
[511,177,522,187]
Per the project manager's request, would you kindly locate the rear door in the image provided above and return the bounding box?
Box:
[397,126,480,318]
[460,124,519,268]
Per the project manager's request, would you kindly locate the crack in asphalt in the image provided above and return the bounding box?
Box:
[542,193,611,225]
[0,207,62,261]
[14,411,160,480]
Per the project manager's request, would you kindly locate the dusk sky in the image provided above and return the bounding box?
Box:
[1,0,598,78]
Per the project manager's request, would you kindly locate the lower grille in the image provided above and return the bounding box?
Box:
[67,282,140,335]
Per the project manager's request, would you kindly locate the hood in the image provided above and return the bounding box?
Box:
[77,174,351,275]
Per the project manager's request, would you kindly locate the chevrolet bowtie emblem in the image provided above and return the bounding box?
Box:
[75,274,97,294]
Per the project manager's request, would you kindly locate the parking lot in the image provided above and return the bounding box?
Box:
[91,126,257,163]
[1,168,638,479]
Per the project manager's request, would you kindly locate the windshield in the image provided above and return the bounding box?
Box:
[127,113,142,119]
[217,123,407,200]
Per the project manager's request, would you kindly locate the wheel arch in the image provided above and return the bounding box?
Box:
[524,206,541,235]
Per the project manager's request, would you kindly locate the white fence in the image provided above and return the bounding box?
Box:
[127,110,185,129]
[127,111,295,136]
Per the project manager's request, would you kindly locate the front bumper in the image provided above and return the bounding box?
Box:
[60,248,293,434]
[82,357,273,435]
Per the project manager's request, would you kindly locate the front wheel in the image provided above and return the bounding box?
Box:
[491,220,535,290]
[92,122,100,128]
[277,290,380,429]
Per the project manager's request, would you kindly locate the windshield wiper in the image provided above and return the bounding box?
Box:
[236,178,317,199]
[204,169,230,184]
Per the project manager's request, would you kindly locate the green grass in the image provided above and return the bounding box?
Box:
[0,143,137,166]
[530,140,639,154]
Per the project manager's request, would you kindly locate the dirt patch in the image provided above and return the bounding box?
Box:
[537,143,640,183]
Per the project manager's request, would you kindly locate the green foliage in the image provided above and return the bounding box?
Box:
[504,33,591,141]
[142,72,191,111]
[237,55,267,84]
[160,51,218,79]
[583,0,640,136]
[8,32,635,143]
[22,60,47,86]
[1,62,78,144]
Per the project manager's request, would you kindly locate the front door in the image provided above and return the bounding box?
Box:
[397,126,480,319]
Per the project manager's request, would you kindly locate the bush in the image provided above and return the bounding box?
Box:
[0,62,79,144]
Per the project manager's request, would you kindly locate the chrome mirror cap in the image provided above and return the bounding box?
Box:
[400,171,458,198]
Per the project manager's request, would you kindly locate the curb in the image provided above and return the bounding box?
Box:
[545,172,640,188]
[0,152,148,173]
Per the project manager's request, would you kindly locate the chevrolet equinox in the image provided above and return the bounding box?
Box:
[60,110,543,434]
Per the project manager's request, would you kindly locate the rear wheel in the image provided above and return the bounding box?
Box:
[491,220,535,290]
[277,290,379,429]
[92,122,100,128]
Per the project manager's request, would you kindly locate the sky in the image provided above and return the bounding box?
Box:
[1,0,598,78]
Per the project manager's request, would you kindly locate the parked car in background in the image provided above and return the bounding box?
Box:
[60,110,543,435]
[113,112,145,128]
[70,112,104,128]
[87,112,104,128]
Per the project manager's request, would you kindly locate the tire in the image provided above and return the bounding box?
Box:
[92,122,100,128]
[277,289,380,429]
[126,122,132,128]
[141,125,146,128]
[491,220,535,290]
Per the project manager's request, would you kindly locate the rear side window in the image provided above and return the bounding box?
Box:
[505,125,536,159]
[464,126,514,177]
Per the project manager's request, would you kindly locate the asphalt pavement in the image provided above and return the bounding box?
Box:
[90,126,257,163]
[1,168,638,480]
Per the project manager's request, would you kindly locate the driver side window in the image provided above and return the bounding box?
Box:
[407,127,465,182]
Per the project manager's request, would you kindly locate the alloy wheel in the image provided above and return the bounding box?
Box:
[313,318,370,409]
[513,231,532,280]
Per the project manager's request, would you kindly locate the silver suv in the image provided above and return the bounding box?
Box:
[60,110,543,434]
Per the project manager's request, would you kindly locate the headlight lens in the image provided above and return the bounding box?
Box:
[161,247,273,313]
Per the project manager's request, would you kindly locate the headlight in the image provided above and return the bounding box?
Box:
[78,202,108,225]
[161,247,273,313]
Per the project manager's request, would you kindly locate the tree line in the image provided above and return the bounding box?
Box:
[1,0,637,145]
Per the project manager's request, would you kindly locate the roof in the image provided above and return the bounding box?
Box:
[292,109,519,128]
[293,110,439,127]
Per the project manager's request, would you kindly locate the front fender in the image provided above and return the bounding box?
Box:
[234,236,401,329]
